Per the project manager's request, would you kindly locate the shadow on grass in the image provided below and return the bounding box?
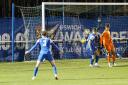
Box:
[0,82,10,83]
[114,64,128,67]
[61,77,128,80]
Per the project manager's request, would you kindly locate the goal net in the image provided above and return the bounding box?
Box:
[16,6,42,60]
[17,2,128,60]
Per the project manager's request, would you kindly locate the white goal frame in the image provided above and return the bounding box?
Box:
[42,2,128,31]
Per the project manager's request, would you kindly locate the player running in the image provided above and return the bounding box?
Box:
[100,23,116,67]
[85,28,101,67]
[25,31,61,80]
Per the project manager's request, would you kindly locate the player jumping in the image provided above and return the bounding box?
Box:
[100,23,116,67]
[85,28,101,67]
[25,31,61,80]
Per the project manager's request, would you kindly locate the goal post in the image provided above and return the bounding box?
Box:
[42,3,45,31]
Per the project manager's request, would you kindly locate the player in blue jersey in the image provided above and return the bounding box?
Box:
[85,28,101,67]
[25,31,61,80]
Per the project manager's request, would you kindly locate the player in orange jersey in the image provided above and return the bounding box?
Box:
[100,23,116,67]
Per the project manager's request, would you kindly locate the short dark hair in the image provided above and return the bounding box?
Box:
[42,31,47,36]
[92,27,98,32]
[105,23,110,28]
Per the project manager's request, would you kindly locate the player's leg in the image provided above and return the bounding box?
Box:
[105,45,112,67]
[47,53,58,80]
[89,45,95,67]
[111,46,116,66]
[90,54,95,67]
[107,53,112,67]
[94,49,100,66]
[32,54,44,80]
[95,55,99,66]
[50,60,58,80]
[32,60,41,80]
[112,55,116,66]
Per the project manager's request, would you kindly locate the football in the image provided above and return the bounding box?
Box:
[80,38,86,44]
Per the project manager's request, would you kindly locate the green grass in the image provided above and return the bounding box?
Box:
[0,58,128,85]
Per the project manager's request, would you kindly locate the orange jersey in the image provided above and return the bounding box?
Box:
[101,30,111,46]
[101,30,115,52]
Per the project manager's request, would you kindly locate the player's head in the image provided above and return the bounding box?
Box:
[42,31,48,36]
[92,27,98,34]
[105,23,110,30]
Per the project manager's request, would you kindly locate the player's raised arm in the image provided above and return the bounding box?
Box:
[50,39,63,54]
[25,39,40,54]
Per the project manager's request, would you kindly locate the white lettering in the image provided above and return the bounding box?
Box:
[111,32,119,38]
[15,33,25,49]
[59,25,83,31]
[2,33,10,50]
[120,31,127,38]
[111,31,128,38]
[74,31,81,41]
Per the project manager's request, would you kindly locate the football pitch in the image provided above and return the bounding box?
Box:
[0,58,128,85]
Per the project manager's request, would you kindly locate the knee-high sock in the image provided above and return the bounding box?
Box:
[107,54,111,63]
[52,65,57,76]
[95,56,99,63]
[112,55,116,63]
[34,67,38,77]
[90,55,94,65]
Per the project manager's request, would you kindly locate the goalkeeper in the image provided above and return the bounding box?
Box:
[100,23,116,67]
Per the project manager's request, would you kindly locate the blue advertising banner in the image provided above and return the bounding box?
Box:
[0,16,128,61]
[46,16,128,58]
[0,18,25,61]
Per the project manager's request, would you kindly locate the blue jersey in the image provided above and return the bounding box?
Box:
[28,36,52,54]
[85,33,96,54]
[87,33,96,47]
[28,36,60,61]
